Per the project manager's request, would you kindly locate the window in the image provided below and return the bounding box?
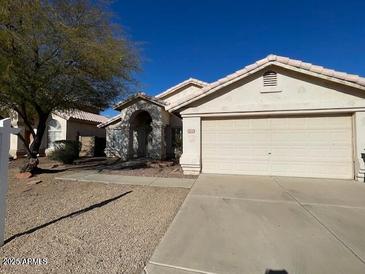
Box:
[263,71,277,87]
[48,119,62,148]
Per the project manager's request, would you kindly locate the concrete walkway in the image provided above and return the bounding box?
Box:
[145,174,365,274]
[55,170,196,189]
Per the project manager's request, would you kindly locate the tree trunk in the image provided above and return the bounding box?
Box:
[16,132,33,156]
[29,113,48,157]
[20,113,49,173]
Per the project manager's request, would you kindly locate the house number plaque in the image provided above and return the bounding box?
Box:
[187,129,195,134]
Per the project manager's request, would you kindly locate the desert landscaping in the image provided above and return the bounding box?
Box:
[0,158,189,274]
[1,1,364,273]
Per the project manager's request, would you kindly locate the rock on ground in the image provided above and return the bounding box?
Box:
[1,166,188,274]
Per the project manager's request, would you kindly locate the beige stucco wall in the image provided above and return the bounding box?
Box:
[161,84,203,106]
[9,114,20,158]
[45,115,105,155]
[181,67,365,116]
[179,66,365,180]
[9,134,18,158]
[66,120,105,141]
[10,112,104,157]
[179,116,201,175]
[354,112,365,181]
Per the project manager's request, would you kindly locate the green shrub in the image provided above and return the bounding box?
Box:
[49,140,81,164]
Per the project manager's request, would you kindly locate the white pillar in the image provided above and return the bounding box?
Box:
[180,116,201,175]
[0,118,19,246]
[354,112,365,182]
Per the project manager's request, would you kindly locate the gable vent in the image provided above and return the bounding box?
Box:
[263,71,277,87]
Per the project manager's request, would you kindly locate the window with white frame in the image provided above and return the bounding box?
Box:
[48,119,62,148]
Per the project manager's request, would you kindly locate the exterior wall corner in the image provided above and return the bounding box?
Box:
[180,116,201,175]
[354,111,365,182]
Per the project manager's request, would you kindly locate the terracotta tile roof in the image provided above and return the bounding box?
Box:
[55,110,108,124]
[98,114,121,128]
[155,78,208,99]
[167,54,365,111]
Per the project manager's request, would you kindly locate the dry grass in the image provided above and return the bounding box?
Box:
[0,159,189,274]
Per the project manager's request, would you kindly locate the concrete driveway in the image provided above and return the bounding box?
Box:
[144,174,365,274]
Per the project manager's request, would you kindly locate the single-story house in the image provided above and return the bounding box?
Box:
[10,110,108,158]
[100,54,365,181]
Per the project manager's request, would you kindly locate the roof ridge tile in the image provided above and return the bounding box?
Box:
[167,55,365,112]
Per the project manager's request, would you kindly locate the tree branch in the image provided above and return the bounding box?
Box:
[20,102,36,138]
[12,105,36,138]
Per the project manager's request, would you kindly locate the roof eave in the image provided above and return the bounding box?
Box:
[68,117,103,125]
[155,78,208,99]
[98,115,121,128]
[167,60,365,112]
[113,94,166,111]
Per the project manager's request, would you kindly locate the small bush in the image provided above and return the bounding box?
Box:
[49,140,81,164]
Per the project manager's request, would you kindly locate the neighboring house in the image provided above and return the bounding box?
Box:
[100,54,365,181]
[10,110,108,158]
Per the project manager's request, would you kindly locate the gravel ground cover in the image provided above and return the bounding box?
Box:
[80,158,198,179]
[10,157,198,179]
[0,160,189,274]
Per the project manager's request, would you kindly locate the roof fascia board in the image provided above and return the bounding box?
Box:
[155,78,208,99]
[98,114,121,128]
[169,62,365,112]
[180,106,365,118]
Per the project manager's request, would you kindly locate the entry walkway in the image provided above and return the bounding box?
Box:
[55,170,196,189]
[145,174,365,274]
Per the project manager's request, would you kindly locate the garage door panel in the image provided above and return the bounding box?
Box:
[203,160,270,175]
[271,148,351,160]
[270,161,353,178]
[202,116,353,179]
[204,149,269,159]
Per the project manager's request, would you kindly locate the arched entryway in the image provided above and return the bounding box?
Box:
[129,111,153,158]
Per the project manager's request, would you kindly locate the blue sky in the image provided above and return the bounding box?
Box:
[102,0,365,117]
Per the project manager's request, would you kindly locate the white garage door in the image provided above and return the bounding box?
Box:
[202,115,354,179]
